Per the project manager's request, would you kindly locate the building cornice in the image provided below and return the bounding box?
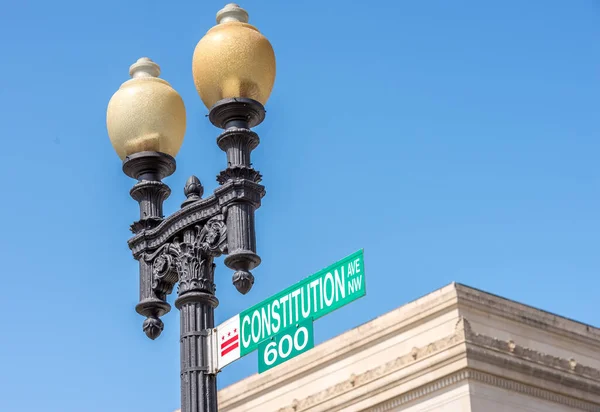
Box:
[460,316,600,382]
[369,369,600,412]
[455,284,600,349]
[274,317,600,412]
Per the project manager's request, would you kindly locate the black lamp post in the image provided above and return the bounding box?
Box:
[106,5,275,412]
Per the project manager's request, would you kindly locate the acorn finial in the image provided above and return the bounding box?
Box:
[182,175,203,207]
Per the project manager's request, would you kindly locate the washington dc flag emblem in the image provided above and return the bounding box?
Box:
[216,314,241,369]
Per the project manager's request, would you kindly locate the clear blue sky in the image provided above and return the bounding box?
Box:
[0,1,598,411]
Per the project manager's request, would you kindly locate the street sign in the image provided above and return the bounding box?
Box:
[215,249,365,371]
[258,320,314,373]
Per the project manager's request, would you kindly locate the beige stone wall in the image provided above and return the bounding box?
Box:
[469,382,581,412]
[383,383,471,412]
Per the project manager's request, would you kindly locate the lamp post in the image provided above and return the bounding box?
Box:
[106,4,275,412]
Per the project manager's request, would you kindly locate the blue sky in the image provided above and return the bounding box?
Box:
[0,1,598,411]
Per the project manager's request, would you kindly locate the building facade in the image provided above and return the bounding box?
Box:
[178,283,600,411]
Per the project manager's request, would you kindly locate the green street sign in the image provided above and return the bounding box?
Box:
[258,320,314,373]
[239,249,365,356]
[215,250,366,371]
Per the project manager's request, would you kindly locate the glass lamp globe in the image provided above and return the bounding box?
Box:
[192,4,276,109]
[107,58,186,160]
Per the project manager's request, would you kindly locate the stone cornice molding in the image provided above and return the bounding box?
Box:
[275,317,600,412]
[368,370,600,412]
[462,318,600,383]
[368,370,471,412]
[455,284,600,349]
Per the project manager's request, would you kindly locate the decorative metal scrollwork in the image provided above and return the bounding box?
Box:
[198,215,227,256]
[145,215,227,298]
[152,252,178,296]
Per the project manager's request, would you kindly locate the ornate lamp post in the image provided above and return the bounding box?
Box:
[106,4,275,412]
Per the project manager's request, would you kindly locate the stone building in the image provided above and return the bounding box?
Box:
[178,283,600,411]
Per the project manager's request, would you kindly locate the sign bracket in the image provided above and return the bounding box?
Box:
[207,328,220,375]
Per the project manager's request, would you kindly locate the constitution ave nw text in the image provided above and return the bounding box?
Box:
[240,250,365,355]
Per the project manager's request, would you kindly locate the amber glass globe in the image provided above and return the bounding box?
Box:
[192,4,276,109]
[107,58,186,160]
